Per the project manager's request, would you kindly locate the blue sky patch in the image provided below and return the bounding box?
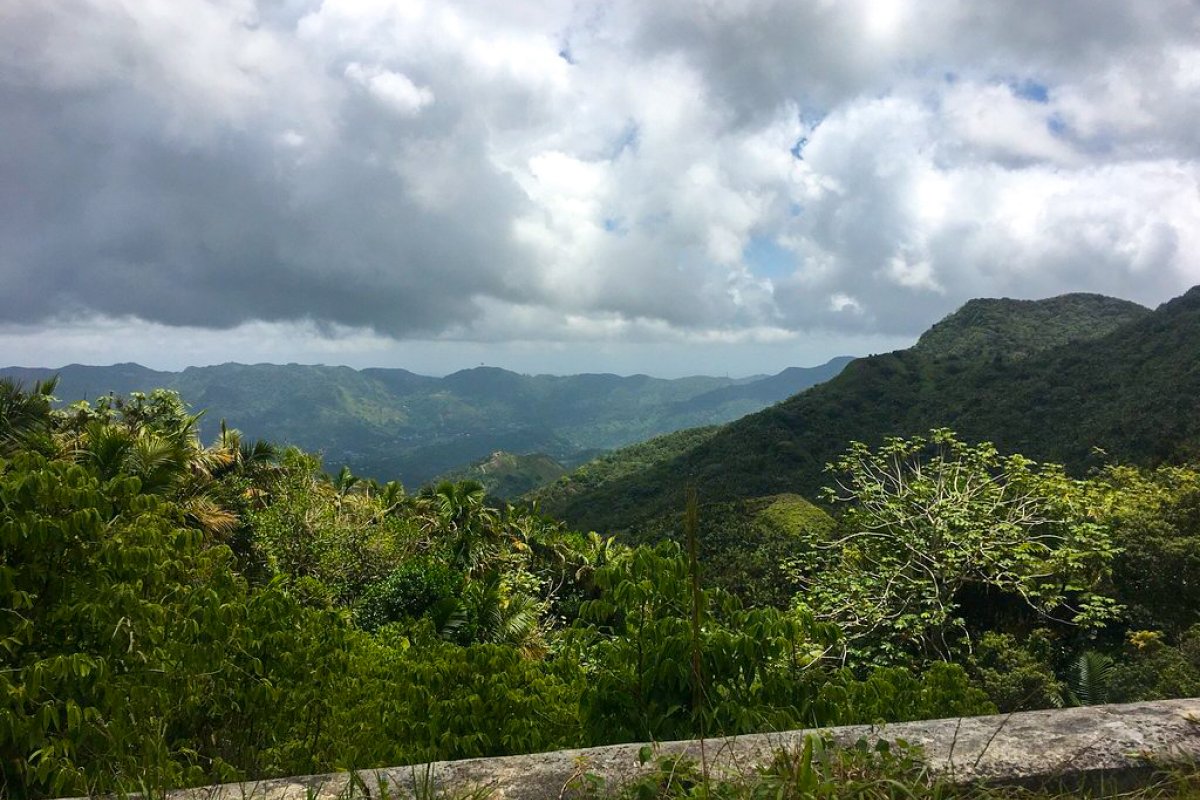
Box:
[610,122,639,159]
[1012,79,1050,103]
[743,236,795,279]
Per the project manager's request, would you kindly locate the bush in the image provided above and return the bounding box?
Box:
[1108,627,1200,703]
[326,633,583,766]
[354,560,463,632]
[968,632,1065,711]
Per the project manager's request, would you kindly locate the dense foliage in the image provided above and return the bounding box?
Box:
[612,493,834,608]
[529,425,723,523]
[796,430,1120,665]
[2,361,1199,796]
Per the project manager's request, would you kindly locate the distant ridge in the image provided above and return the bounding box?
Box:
[0,362,174,400]
[669,356,855,414]
[0,357,852,488]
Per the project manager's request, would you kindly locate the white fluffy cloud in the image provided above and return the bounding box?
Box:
[1,0,1199,372]
[344,63,434,116]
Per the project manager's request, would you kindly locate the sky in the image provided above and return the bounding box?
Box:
[2,0,1199,378]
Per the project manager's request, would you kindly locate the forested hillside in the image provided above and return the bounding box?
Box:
[0,359,851,488]
[537,290,1200,534]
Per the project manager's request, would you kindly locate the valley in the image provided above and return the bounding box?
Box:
[0,357,853,490]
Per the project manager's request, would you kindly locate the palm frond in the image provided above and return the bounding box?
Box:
[80,422,134,477]
[429,598,469,641]
[0,377,57,456]
[1068,650,1114,706]
[127,433,190,494]
[181,495,240,538]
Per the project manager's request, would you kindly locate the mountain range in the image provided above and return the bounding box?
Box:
[531,290,1199,534]
[0,357,853,487]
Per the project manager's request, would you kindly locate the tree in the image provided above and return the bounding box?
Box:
[0,377,56,457]
[573,542,841,744]
[792,429,1121,666]
[57,390,240,537]
[1095,464,1200,636]
[0,453,346,796]
[418,480,503,576]
[247,448,416,603]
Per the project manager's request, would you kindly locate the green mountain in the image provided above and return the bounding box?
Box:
[0,357,851,488]
[436,451,568,499]
[537,289,1200,534]
[911,293,1149,360]
[665,356,855,414]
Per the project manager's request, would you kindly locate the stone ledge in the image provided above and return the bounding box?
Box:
[72,698,1200,799]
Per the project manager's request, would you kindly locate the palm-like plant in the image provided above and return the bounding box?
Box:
[79,421,190,490]
[375,480,407,514]
[572,532,621,584]
[67,393,244,538]
[0,377,56,456]
[213,422,279,475]
[419,480,505,575]
[463,574,548,657]
[353,478,408,523]
[331,465,361,497]
[1068,650,1115,706]
[208,421,282,518]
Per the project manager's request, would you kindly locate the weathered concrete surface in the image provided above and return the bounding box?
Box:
[80,699,1200,799]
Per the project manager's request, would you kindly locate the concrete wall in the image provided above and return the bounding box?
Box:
[84,699,1200,799]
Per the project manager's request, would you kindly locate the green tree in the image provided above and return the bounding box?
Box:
[967,631,1065,712]
[418,480,503,576]
[58,390,241,537]
[793,430,1121,666]
[1108,628,1200,703]
[326,632,581,767]
[1096,464,1200,636]
[247,448,416,604]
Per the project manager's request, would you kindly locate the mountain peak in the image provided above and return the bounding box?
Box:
[911,292,1149,361]
[1157,284,1200,313]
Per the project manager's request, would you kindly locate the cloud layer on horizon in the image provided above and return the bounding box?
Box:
[2,0,1199,365]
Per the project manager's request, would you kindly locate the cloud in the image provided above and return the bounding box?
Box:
[1,0,1199,370]
[344,63,435,116]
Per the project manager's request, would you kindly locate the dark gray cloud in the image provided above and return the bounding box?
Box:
[0,4,534,335]
[1,0,1199,372]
